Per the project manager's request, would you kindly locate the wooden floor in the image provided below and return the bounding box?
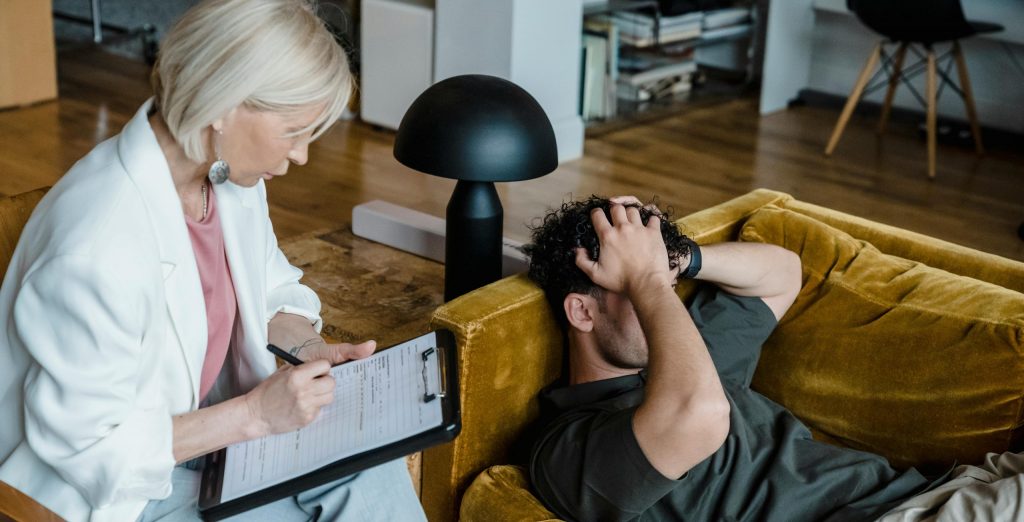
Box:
[2,46,1022,262]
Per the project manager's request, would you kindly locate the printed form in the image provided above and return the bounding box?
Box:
[219,332,444,501]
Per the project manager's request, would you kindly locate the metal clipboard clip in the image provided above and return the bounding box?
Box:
[421,346,447,403]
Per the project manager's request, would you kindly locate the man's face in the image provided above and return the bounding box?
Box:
[591,290,650,370]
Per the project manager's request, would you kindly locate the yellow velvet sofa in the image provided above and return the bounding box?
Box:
[420,188,1024,521]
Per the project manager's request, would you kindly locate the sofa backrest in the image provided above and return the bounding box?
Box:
[782,199,1024,293]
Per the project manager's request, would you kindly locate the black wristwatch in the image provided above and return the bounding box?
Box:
[679,238,702,279]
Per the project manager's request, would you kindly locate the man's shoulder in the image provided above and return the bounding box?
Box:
[529,380,679,521]
[537,374,646,425]
[531,378,645,459]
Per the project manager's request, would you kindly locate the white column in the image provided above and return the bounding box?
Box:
[360,0,435,129]
[434,0,584,162]
[759,0,815,115]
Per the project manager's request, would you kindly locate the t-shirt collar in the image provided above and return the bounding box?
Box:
[540,370,647,412]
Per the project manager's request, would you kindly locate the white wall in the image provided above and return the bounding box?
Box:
[808,9,1024,134]
[762,0,1024,134]
[360,0,435,129]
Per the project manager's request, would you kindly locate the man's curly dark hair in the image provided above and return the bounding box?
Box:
[523,195,692,327]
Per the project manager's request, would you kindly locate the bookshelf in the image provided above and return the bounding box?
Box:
[580,1,755,126]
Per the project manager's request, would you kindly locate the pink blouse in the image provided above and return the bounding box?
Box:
[185,184,237,403]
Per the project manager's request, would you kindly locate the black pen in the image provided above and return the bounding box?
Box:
[267,343,304,365]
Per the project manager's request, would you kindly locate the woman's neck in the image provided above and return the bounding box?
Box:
[149,111,209,220]
[149,111,209,194]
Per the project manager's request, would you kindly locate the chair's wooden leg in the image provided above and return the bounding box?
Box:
[926,47,937,179]
[953,41,984,155]
[825,42,882,156]
[877,42,908,134]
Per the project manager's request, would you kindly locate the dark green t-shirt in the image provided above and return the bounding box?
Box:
[529,286,935,522]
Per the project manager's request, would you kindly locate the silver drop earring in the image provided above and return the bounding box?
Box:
[208,129,230,185]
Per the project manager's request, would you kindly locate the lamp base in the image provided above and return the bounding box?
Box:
[445,180,503,301]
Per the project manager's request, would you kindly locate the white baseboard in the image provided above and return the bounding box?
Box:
[352,200,529,277]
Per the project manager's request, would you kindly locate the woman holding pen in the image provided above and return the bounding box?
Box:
[0,1,425,520]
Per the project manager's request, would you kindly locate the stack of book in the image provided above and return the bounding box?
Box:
[703,7,751,35]
[610,11,702,48]
[579,6,754,117]
[617,50,697,102]
[581,18,619,120]
[696,7,753,72]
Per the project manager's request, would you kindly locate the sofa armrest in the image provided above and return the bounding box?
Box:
[423,275,563,521]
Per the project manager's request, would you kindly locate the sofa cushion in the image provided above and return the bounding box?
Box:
[459,465,557,522]
[740,206,1024,473]
[782,199,1024,294]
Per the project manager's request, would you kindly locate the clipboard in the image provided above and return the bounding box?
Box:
[198,329,459,521]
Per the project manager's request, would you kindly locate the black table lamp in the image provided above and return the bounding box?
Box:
[394,74,558,301]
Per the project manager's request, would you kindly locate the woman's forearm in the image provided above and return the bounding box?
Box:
[171,394,265,463]
[169,313,311,463]
[268,312,325,360]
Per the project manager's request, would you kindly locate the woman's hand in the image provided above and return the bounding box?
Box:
[244,360,336,436]
[288,338,377,365]
[268,312,377,364]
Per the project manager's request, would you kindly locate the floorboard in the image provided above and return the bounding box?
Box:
[1,46,1021,261]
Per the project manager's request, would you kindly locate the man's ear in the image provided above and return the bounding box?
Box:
[564,292,598,333]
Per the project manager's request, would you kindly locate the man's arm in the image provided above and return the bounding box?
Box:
[693,243,802,321]
[576,205,730,480]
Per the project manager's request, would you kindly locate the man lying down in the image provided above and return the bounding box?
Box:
[522,195,1024,522]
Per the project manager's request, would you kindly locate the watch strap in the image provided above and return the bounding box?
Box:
[679,238,702,279]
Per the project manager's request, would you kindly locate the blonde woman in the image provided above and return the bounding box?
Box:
[0,1,425,520]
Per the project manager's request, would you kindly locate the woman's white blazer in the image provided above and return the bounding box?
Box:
[0,100,323,522]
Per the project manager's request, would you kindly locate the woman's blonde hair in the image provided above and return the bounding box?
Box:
[152,0,353,163]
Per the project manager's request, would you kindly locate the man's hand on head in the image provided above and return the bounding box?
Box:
[574,203,674,296]
[608,195,644,207]
[608,195,664,217]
